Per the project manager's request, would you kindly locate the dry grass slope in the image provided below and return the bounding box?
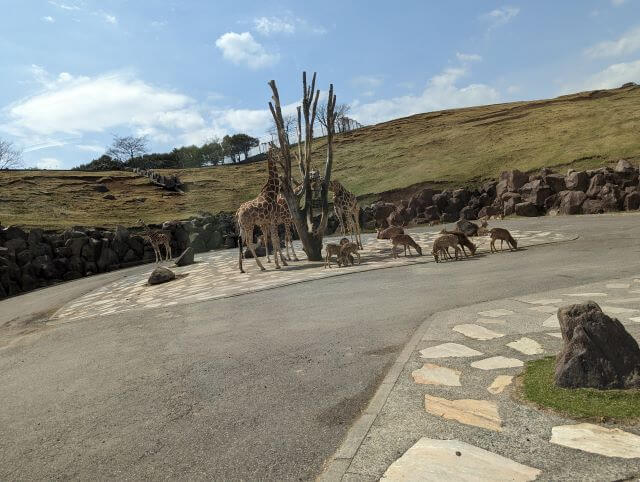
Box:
[2,84,640,230]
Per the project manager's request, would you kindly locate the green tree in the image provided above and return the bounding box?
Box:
[231,133,260,161]
[201,140,224,165]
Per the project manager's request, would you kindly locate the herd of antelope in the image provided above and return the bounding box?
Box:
[323,217,518,268]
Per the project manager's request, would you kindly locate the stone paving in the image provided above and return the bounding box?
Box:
[343,277,640,481]
[50,227,575,324]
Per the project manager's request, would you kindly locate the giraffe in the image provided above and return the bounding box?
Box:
[236,150,286,273]
[329,180,363,249]
[138,219,172,263]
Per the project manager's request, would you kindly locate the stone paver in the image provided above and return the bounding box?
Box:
[419,343,483,359]
[471,356,524,370]
[551,424,640,458]
[411,364,461,386]
[424,395,503,432]
[381,438,541,481]
[487,375,513,394]
[477,309,514,318]
[452,324,504,341]
[51,228,573,323]
[340,275,640,481]
[506,337,544,355]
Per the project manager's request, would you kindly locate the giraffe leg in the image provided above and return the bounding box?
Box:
[261,227,271,263]
[244,224,266,271]
[353,208,363,249]
[269,224,284,269]
[335,207,346,237]
[165,242,172,261]
[284,223,292,261]
[288,223,299,261]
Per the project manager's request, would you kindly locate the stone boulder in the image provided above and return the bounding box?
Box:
[543,173,566,193]
[432,192,450,212]
[586,173,605,198]
[501,169,529,192]
[520,180,552,207]
[614,159,635,174]
[423,206,440,221]
[515,201,538,217]
[371,202,396,228]
[459,205,478,220]
[148,266,176,285]
[624,191,640,211]
[582,199,604,215]
[92,184,109,193]
[175,247,195,267]
[600,183,622,211]
[103,194,116,200]
[558,190,586,215]
[477,206,501,219]
[455,219,478,237]
[565,170,589,192]
[555,301,640,389]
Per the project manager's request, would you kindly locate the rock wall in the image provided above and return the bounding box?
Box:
[362,160,640,228]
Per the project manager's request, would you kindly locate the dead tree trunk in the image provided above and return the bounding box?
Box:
[268,72,336,261]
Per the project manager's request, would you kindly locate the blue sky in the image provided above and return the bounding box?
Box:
[2,0,640,169]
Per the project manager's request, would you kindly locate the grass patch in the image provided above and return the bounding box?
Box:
[520,357,640,421]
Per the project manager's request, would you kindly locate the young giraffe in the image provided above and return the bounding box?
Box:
[236,150,286,273]
[138,219,172,263]
[329,180,362,249]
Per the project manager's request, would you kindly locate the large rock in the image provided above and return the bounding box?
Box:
[477,206,501,219]
[581,199,604,215]
[455,219,478,237]
[459,205,478,220]
[501,169,529,192]
[175,247,195,266]
[432,192,450,212]
[148,266,176,285]
[97,247,119,272]
[600,183,622,211]
[586,173,605,198]
[558,190,586,215]
[4,238,27,254]
[565,170,589,192]
[520,180,552,207]
[555,301,640,389]
[614,159,635,174]
[543,173,566,193]
[371,202,396,228]
[423,205,440,221]
[624,191,640,211]
[515,201,538,217]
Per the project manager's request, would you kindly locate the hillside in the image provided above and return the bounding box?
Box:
[2,84,640,230]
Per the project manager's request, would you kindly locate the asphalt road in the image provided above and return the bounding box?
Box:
[1,214,639,480]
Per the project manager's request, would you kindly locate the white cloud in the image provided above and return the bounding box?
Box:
[76,144,104,153]
[103,13,117,25]
[252,15,326,36]
[612,0,627,6]
[151,20,167,28]
[352,66,500,125]
[1,68,204,146]
[254,17,295,35]
[48,1,81,11]
[585,26,640,58]
[36,157,62,169]
[456,52,482,62]
[507,85,521,94]
[42,16,55,23]
[352,75,384,89]
[480,6,520,30]
[215,32,279,69]
[564,59,640,92]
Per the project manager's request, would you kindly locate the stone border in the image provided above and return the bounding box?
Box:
[317,310,437,481]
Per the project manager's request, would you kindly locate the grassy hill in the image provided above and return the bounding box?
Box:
[3,84,640,230]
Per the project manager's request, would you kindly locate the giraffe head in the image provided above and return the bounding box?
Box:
[328,179,342,193]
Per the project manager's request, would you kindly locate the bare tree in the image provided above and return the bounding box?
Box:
[268,72,337,261]
[106,134,148,163]
[0,140,23,170]
[317,101,350,135]
[267,113,296,143]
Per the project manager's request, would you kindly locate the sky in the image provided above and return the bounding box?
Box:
[2,0,640,169]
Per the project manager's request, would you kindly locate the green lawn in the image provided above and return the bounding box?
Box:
[520,357,640,420]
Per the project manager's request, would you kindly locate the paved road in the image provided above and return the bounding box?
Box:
[1,214,639,480]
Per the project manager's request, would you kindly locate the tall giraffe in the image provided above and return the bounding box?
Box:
[263,194,299,262]
[236,150,286,273]
[329,180,362,249]
[138,219,172,263]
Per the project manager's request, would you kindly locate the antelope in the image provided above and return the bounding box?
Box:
[339,241,361,266]
[390,234,422,258]
[439,229,476,257]
[432,234,461,262]
[490,228,518,252]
